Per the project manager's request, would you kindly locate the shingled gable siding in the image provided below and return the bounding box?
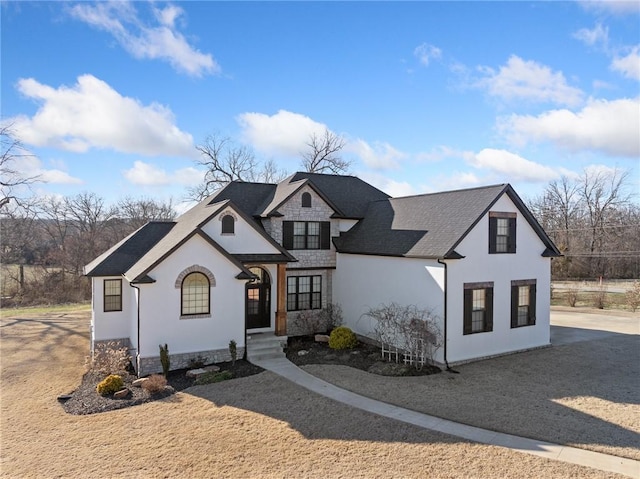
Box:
[267,186,339,269]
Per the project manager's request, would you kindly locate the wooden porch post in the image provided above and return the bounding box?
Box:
[275,263,287,336]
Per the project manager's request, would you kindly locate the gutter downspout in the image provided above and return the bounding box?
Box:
[437,258,458,373]
[130,282,141,377]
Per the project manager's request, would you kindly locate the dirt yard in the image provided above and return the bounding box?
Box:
[0,307,631,478]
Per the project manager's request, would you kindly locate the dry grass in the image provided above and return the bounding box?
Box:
[304,333,640,461]
[0,308,628,478]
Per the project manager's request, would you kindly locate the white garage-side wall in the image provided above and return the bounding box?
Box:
[446,194,551,364]
[91,276,134,348]
[136,234,248,374]
[201,207,282,255]
[333,253,445,362]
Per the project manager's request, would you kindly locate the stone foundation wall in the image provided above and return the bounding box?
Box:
[137,347,246,376]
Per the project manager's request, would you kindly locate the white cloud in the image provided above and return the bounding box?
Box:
[357,172,417,197]
[414,43,442,67]
[573,23,609,48]
[347,139,405,170]
[124,160,203,186]
[237,110,329,157]
[427,172,485,192]
[578,0,640,15]
[497,97,640,157]
[9,75,195,157]
[475,55,584,107]
[415,145,475,163]
[68,1,218,77]
[468,149,562,183]
[10,155,83,185]
[611,46,640,80]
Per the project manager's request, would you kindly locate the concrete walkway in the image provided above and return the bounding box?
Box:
[253,356,639,478]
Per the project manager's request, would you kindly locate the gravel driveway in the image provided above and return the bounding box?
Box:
[303,309,640,461]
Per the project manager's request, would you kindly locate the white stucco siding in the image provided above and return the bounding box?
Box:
[91,276,134,343]
[333,253,445,360]
[446,194,551,363]
[200,208,281,255]
[136,234,247,359]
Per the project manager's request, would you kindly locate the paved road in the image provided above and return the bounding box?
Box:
[550,309,639,345]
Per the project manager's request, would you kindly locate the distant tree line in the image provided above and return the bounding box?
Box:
[1,194,177,305]
[528,168,640,279]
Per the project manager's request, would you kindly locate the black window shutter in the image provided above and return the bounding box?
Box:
[511,285,518,328]
[463,289,472,335]
[320,221,331,250]
[283,221,293,249]
[529,283,537,325]
[508,217,517,253]
[488,217,497,253]
[485,287,494,332]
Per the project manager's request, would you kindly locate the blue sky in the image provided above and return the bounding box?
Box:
[2,1,639,210]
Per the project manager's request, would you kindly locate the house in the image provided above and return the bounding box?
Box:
[84,172,561,374]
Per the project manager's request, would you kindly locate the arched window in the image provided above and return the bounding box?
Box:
[221,214,235,234]
[301,192,312,208]
[181,272,210,316]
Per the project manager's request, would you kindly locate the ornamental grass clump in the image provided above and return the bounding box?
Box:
[329,326,357,350]
[141,374,167,395]
[96,374,124,396]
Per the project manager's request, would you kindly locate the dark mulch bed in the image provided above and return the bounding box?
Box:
[60,360,264,415]
[286,336,441,377]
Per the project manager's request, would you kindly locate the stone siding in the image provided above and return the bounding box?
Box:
[137,347,245,376]
[266,185,339,269]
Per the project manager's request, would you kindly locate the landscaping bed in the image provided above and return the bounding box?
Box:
[61,360,264,415]
[285,335,441,377]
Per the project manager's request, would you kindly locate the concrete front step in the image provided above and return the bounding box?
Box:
[246,333,287,362]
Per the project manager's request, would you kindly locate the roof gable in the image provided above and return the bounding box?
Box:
[334,184,560,258]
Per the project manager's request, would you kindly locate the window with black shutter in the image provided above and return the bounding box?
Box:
[511,279,536,328]
[282,221,330,250]
[463,282,494,334]
[489,212,516,254]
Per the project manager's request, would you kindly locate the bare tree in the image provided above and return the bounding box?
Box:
[116,197,177,230]
[300,129,349,174]
[580,168,632,277]
[1,125,40,209]
[188,134,288,200]
[189,135,258,199]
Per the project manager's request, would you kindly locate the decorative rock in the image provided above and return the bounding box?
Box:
[204,365,220,373]
[186,368,207,378]
[297,350,309,356]
[114,388,130,399]
[132,378,149,388]
[57,394,73,402]
[325,354,337,360]
[315,334,330,343]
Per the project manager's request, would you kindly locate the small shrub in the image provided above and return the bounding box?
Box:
[229,339,237,365]
[593,284,607,309]
[188,356,207,369]
[566,287,579,307]
[319,303,343,332]
[96,374,124,396]
[141,374,167,395]
[159,343,170,376]
[89,341,131,374]
[194,370,233,385]
[625,281,640,312]
[329,326,357,350]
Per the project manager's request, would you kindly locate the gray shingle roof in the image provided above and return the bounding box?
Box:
[290,172,390,218]
[334,184,560,258]
[84,222,175,277]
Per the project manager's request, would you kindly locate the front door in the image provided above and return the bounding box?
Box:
[246,267,271,329]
